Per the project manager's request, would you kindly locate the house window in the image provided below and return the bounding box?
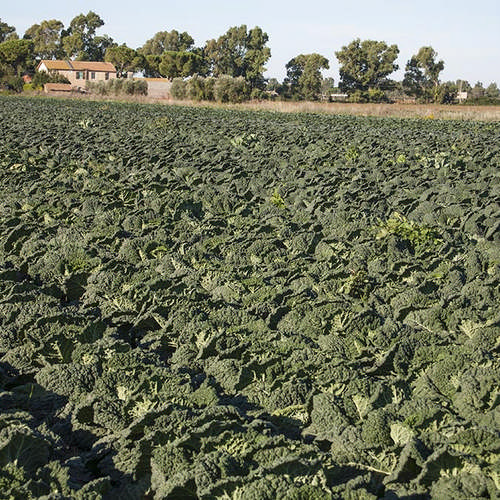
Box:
[76,71,84,80]
[105,72,109,80]
[91,72,96,79]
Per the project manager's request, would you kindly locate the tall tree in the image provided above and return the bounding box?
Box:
[105,44,139,77]
[158,51,205,79]
[402,58,426,98]
[0,19,17,43]
[470,81,485,99]
[243,26,271,88]
[139,30,194,56]
[88,35,116,61]
[321,76,336,95]
[138,29,195,77]
[415,47,444,87]
[434,81,457,104]
[266,78,281,91]
[0,39,34,76]
[456,79,472,93]
[24,19,64,60]
[141,54,162,77]
[284,53,329,100]
[335,39,399,94]
[403,47,444,101]
[485,82,499,98]
[61,11,112,60]
[204,25,271,88]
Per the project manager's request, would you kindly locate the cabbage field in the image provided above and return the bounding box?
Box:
[0,95,499,499]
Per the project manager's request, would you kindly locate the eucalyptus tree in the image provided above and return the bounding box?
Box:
[335,38,399,99]
[24,19,64,60]
[204,25,271,88]
[403,46,444,101]
[284,53,329,100]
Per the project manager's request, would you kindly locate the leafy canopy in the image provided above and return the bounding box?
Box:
[24,19,64,60]
[204,25,271,88]
[0,18,17,43]
[285,53,329,100]
[61,11,114,61]
[105,44,139,76]
[403,46,444,101]
[335,38,399,92]
[138,29,195,77]
[159,51,205,79]
[139,29,194,56]
[0,39,34,76]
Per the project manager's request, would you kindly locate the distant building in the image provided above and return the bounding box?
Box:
[329,93,349,102]
[36,60,117,87]
[457,91,468,102]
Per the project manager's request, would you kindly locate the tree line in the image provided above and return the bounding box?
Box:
[1,12,499,103]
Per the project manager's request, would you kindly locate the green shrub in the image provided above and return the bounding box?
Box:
[170,78,187,100]
[122,79,135,95]
[133,79,148,96]
[368,88,388,102]
[186,74,205,101]
[0,76,23,92]
[32,72,70,89]
[111,78,124,94]
[434,83,457,104]
[85,78,148,97]
[348,90,369,103]
[213,75,249,103]
[251,88,265,100]
[203,77,216,101]
[464,96,500,106]
[349,88,388,103]
[170,75,250,103]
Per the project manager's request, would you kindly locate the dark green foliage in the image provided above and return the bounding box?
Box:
[403,47,445,103]
[170,75,252,104]
[0,96,498,498]
[204,25,271,88]
[170,77,187,100]
[31,70,70,88]
[285,53,330,100]
[86,78,147,96]
[213,75,250,103]
[159,51,205,79]
[335,38,399,95]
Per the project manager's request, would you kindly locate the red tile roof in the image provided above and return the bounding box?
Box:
[38,60,72,71]
[37,60,116,72]
[70,61,116,72]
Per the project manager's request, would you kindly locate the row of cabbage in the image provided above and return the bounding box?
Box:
[0,96,499,499]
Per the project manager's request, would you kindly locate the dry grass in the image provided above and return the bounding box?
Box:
[26,92,500,121]
[235,101,500,121]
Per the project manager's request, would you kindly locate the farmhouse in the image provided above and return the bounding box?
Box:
[36,60,117,87]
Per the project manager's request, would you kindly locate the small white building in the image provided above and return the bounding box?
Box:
[329,93,349,102]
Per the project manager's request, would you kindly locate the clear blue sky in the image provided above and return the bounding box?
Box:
[3,0,500,84]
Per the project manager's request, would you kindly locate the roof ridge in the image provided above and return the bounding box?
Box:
[66,60,74,70]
